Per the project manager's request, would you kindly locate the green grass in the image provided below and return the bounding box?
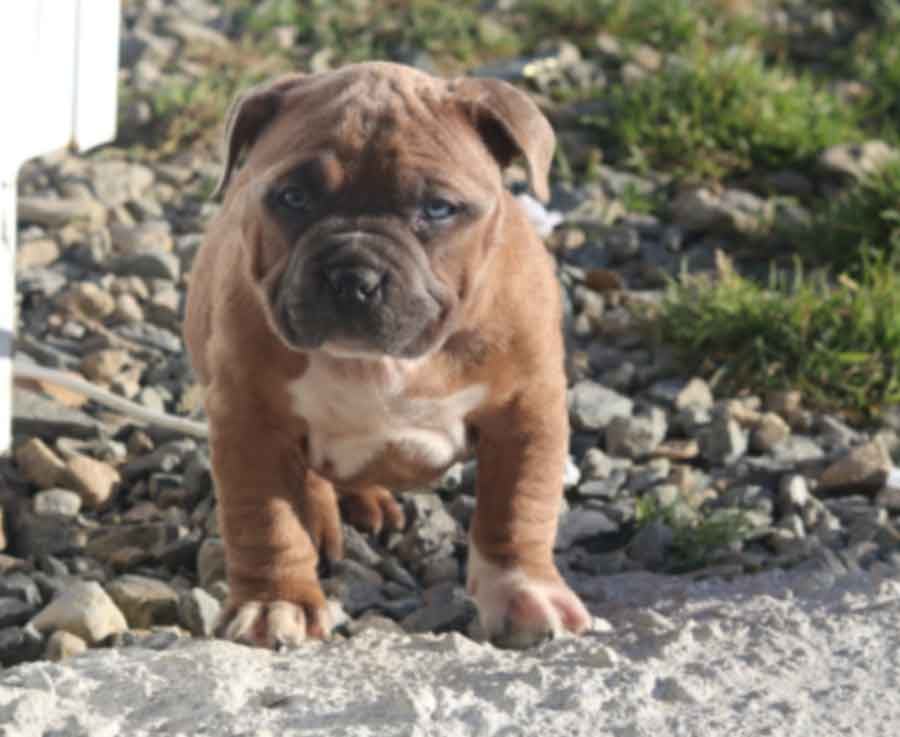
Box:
[635,494,754,573]
[847,25,900,135]
[654,254,900,419]
[797,158,900,273]
[125,43,290,155]
[237,0,521,71]
[518,0,763,54]
[584,48,862,181]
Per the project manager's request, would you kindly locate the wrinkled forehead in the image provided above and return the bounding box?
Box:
[251,67,501,196]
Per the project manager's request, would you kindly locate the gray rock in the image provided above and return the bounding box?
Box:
[818,441,890,494]
[109,249,181,280]
[605,407,667,459]
[818,415,862,452]
[377,558,420,592]
[177,587,221,637]
[18,196,106,228]
[671,187,772,236]
[819,141,898,181]
[555,509,618,549]
[322,577,384,618]
[698,417,748,465]
[0,625,43,667]
[396,495,461,564]
[197,538,227,589]
[121,438,198,480]
[750,412,791,453]
[0,573,43,608]
[771,436,826,467]
[109,220,173,254]
[106,575,180,629]
[648,378,713,410]
[580,447,613,480]
[87,522,189,563]
[673,405,712,436]
[163,18,231,48]
[0,598,37,628]
[419,555,460,587]
[13,508,88,557]
[89,161,155,207]
[569,381,633,431]
[33,489,83,517]
[628,459,671,493]
[779,474,811,510]
[603,226,641,264]
[563,456,581,489]
[13,388,102,440]
[183,453,213,498]
[29,581,128,645]
[627,520,675,568]
[346,612,405,637]
[578,470,627,500]
[115,322,183,353]
[400,585,476,635]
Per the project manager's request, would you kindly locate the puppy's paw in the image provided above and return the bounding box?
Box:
[340,485,405,535]
[221,599,332,649]
[467,547,590,649]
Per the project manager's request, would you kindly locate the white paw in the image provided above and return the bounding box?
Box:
[466,545,591,649]
[223,600,331,649]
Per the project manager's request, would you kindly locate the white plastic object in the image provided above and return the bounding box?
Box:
[0,1,121,453]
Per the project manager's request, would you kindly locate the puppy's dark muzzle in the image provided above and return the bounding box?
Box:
[325,264,385,305]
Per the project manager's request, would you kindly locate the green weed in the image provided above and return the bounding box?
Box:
[797,158,900,273]
[654,253,900,418]
[635,495,753,573]
[584,48,861,181]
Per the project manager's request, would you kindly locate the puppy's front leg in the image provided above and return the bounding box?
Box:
[468,386,590,648]
[209,404,330,648]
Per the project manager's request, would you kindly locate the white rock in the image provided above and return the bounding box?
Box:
[29,581,128,645]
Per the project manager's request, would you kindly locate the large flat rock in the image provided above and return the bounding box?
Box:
[1,569,898,737]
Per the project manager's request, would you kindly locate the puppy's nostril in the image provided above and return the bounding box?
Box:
[326,266,384,302]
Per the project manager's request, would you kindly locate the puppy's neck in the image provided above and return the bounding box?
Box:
[313,346,426,395]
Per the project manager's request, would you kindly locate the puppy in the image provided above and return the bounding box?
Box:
[184,61,590,648]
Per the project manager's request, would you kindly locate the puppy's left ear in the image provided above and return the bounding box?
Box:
[213,73,307,199]
[452,77,556,202]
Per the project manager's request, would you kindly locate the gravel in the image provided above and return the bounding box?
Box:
[2,4,900,733]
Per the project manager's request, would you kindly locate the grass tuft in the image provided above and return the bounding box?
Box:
[635,495,754,573]
[585,48,861,181]
[653,253,900,418]
[797,158,900,273]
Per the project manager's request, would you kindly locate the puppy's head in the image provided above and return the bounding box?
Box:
[215,62,554,359]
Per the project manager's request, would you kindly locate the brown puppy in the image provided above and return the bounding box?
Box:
[184,61,591,649]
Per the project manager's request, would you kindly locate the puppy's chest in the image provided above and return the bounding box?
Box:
[288,359,486,482]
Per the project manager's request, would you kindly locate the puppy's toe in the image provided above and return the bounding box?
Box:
[467,550,590,650]
[222,600,331,649]
[340,485,405,535]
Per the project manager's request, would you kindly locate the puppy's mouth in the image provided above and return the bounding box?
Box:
[269,231,454,358]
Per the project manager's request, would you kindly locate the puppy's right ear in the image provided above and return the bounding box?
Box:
[212,74,307,199]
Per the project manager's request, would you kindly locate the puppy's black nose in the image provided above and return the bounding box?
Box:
[326,265,384,303]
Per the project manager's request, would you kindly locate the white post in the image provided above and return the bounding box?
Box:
[0,1,120,454]
[0,177,14,453]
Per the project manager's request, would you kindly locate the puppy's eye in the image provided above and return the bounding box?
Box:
[277,186,309,210]
[422,198,459,221]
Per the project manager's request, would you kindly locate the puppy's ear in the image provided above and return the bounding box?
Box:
[213,74,307,199]
[452,77,556,202]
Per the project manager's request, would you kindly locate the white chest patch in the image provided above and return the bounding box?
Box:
[289,355,487,480]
